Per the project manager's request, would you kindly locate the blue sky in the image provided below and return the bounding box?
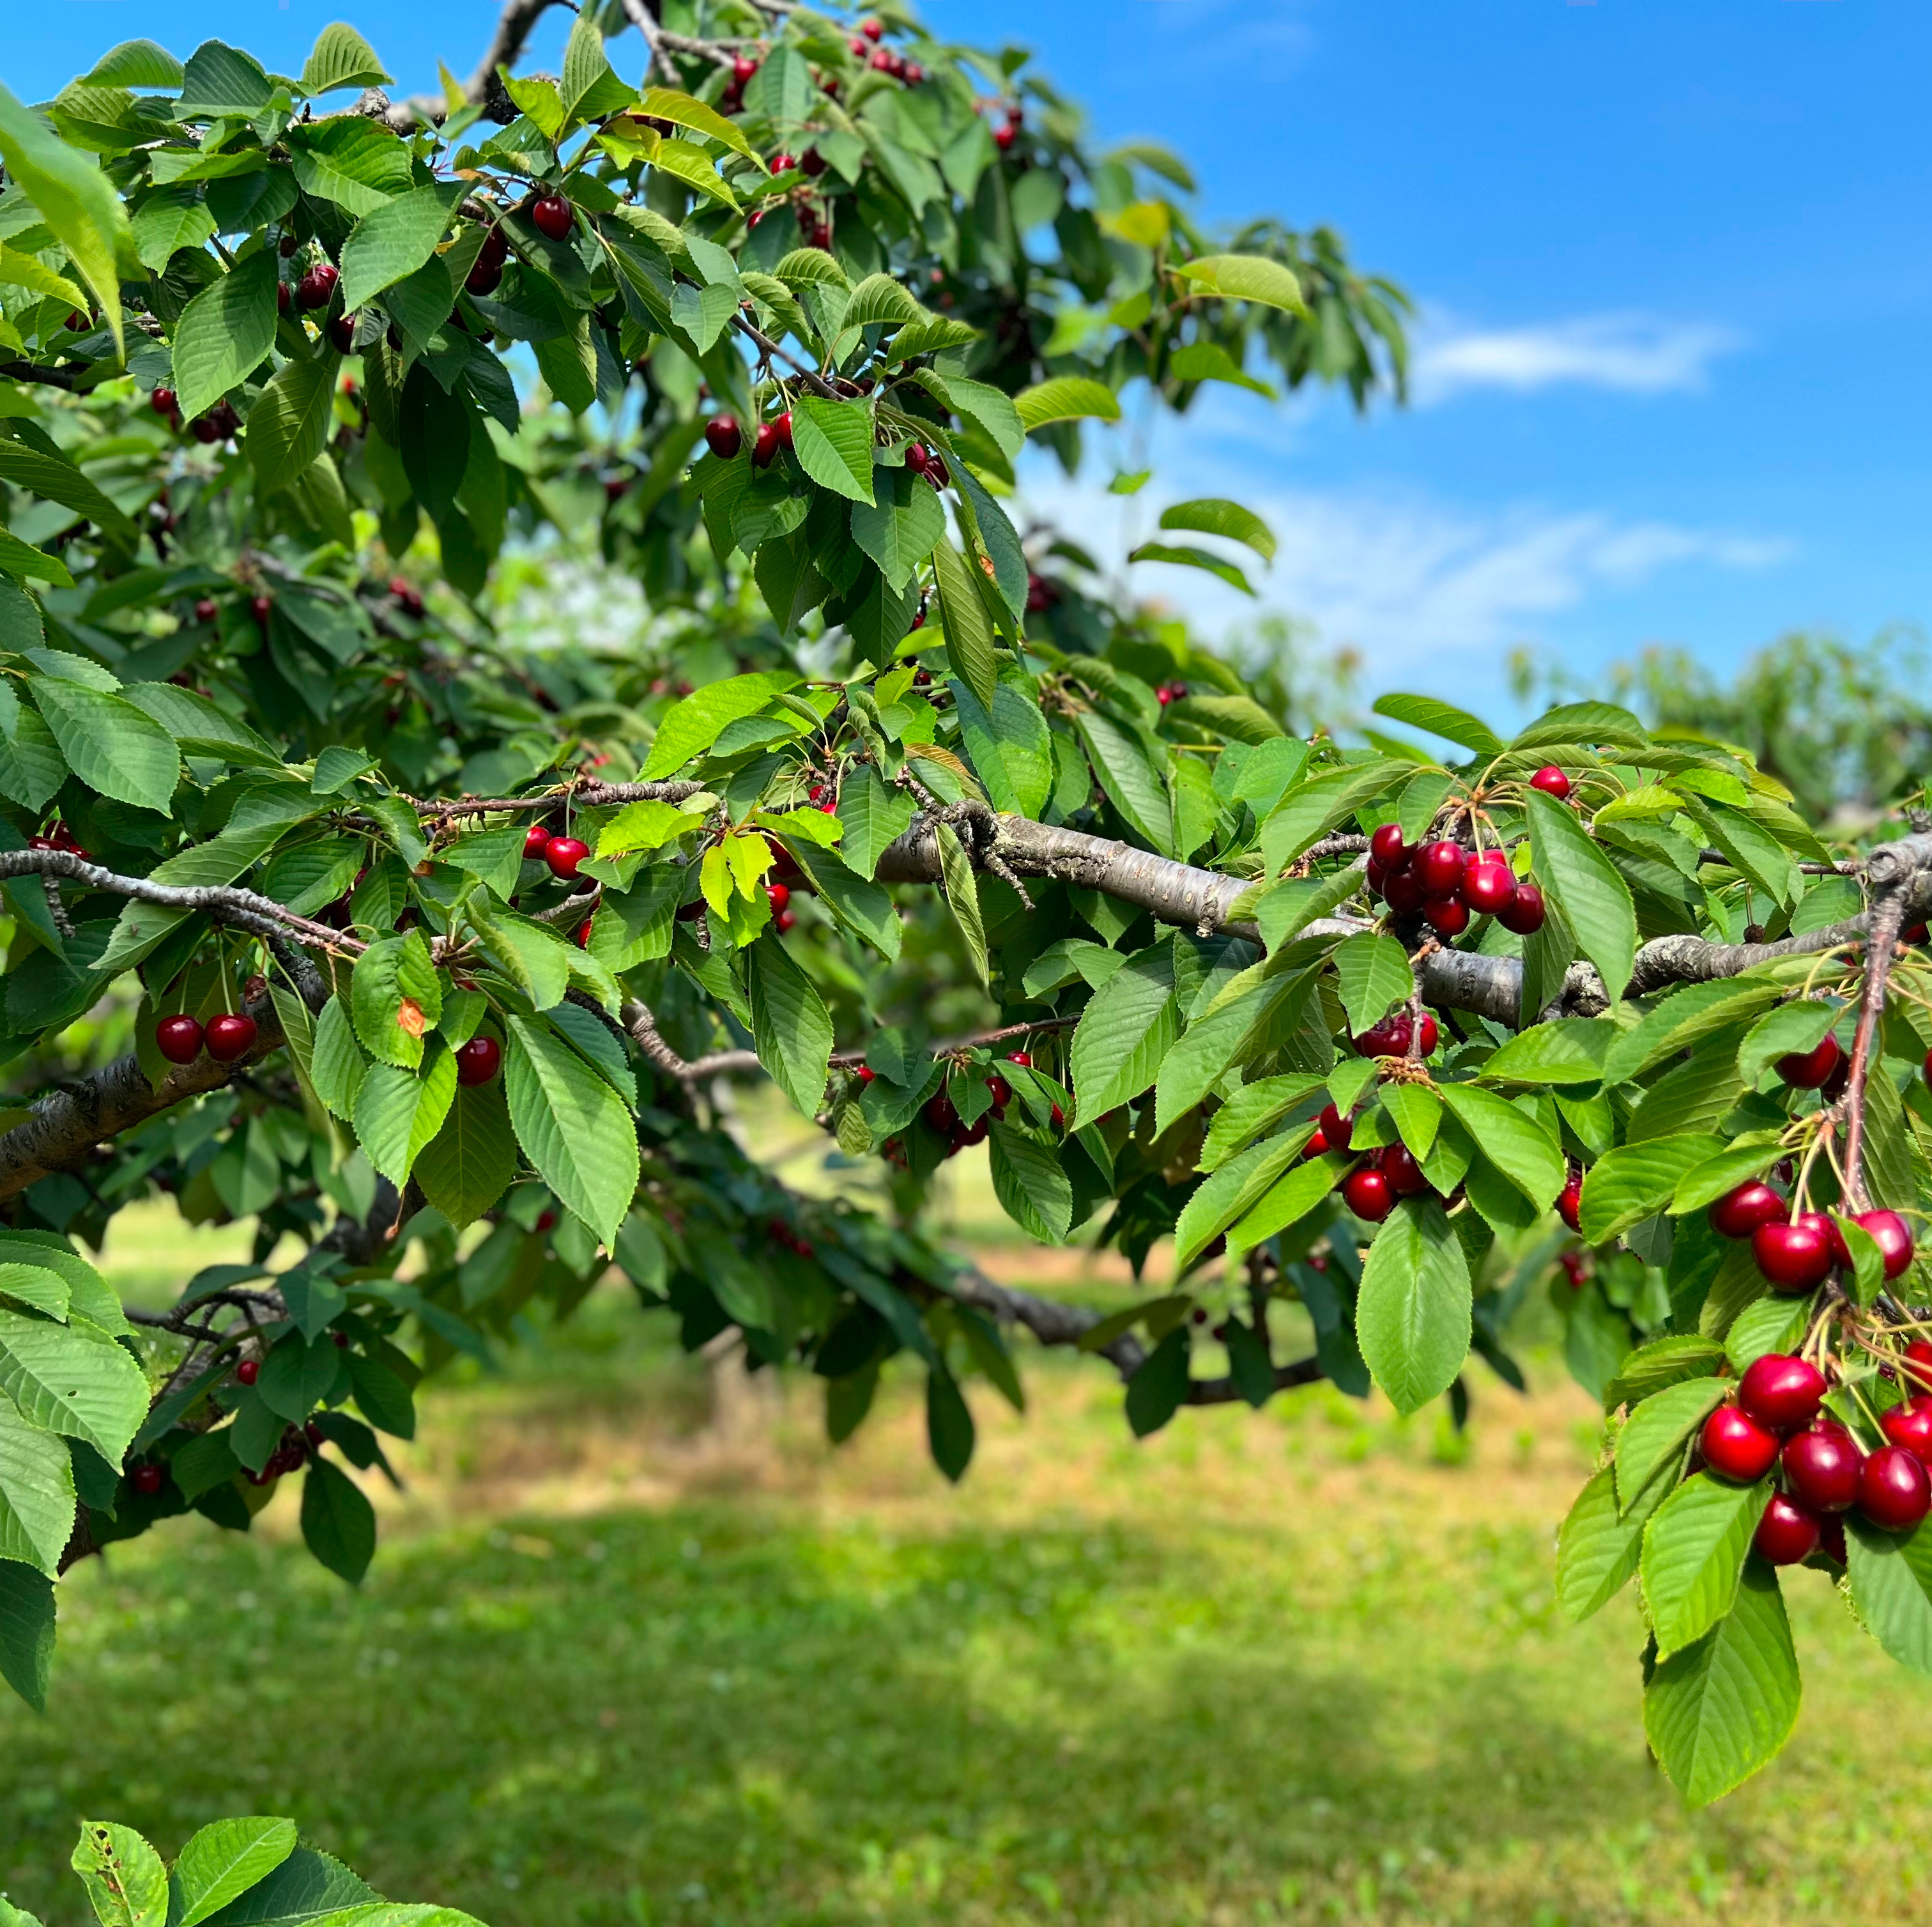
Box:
[10,0,1930,719]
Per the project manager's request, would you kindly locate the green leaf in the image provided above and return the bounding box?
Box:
[350,932,441,1069]
[1604,1334,1727,1409]
[505,1017,639,1245]
[1075,709,1174,856]
[746,937,834,1119]
[86,40,184,88]
[1478,1018,1613,1086]
[1155,496,1276,561]
[299,23,392,95]
[1127,541,1253,596]
[1510,700,1650,754]
[1845,1513,1932,1673]
[171,250,279,425]
[176,40,273,117]
[1176,252,1305,312]
[0,79,133,353]
[1226,1152,1342,1258]
[558,15,635,123]
[340,185,459,311]
[1736,998,1839,1091]
[1015,377,1121,431]
[352,1051,456,1187]
[1166,339,1275,397]
[310,997,367,1120]
[925,1365,974,1482]
[0,440,137,546]
[299,1458,376,1586]
[0,1396,75,1578]
[1173,1131,1307,1269]
[286,119,414,218]
[933,824,989,987]
[930,536,999,709]
[789,395,875,505]
[988,1123,1073,1243]
[1436,1085,1565,1205]
[638,86,759,165]
[1558,1461,1671,1622]
[1356,1196,1471,1416]
[641,670,797,778]
[834,271,927,337]
[171,1818,299,1927]
[1602,978,1783,1087]
[1641,1471,1771,1658]
[1257,757,1409,873]
[130,187,217,273]
[649,138,742,211]
[191,1846,377,1926]
[834,767,916,880]
[850,466,946,590]
[247,348,341,495]
[1368,693,1505,757]
[0,1558,54,1712]
[1071,945,1179,1124]
[27,679,178,813]
[72,1822,168,1927]
[1331,930,1412,1034]
[1644,1558,1800,1806]
[0,1312,148,1466]
[1524,786,1637,1001]
[1124,1327,1191,1438]
[1615,1376,1728,1512]
[1580,1133,1724,1245]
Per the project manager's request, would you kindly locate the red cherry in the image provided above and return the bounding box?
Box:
[1557,1172,1583,1232]
[151,387,177,414]
[1498,883,1547,935]
[544,835,589,879]
[1305,1130,1330,1158]
[194,597,218,622]
[1699,1403,1780,1482]
[1777,1033,1842,1089]
[1414,840,1466,896]
[776,910,796,933]
[1423,896,1470,937]
[1528,766,1572,801]
[155,1015,204,1064]
[753,421,783,468]
[250,594,273,627]
[766,882,790,912]
[236,1357,260,1386]
[1317,1103,1353,1153]
[205,1013,257,1063]
[1752,1491,1821,1565]
[854,1064,876,1084]
[536,1209,558,1232]
[1817,1514,1848,1564]
[924,1092,960,1137]
[1417,1014,1439,1056]
[1006,1051,1032,1068]
[860,15,884,36]
[1860,1445,1932,1531]
[1882,1397,1932,1468]
[327,313,356,353]
[994,124,1018,151]
[1459,859,1515,916]
[1709,1181,1785,1240]
[705,416,743,459]
[296,263,337,309]
[1382,868,1427,914]
[1368,823,1409,871]
[574,917,594,948]
[1902,1338,1932,1393]
[1379,1142,1430,1197]
[523,823,553,857]
[1365,859,1388,896]
[131,1462,165,1496]
[733,52,761,80]
[1782,1425,1862,1512]
[904,443,931,475]
[531,194,574,241]
[774,410,794,449]
[986,1074,1013,1109]
[1752,1218,1832,1293]
[466,256,503,296]
[1924,1048,1932,1094]
[456,1036,502,1086]
[1342,1167,1394,1223]
[1855,1209,1917,1280]
[1737,1353,1827,1432]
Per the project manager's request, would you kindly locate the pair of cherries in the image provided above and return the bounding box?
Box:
[1707,1179,1916,1293]
[524,823,589,877]
[1701,1351,1932,1554]
[1366,824,1547,939]
[155,1012,257,1066]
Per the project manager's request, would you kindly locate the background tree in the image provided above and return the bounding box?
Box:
[0,6,1929,1882]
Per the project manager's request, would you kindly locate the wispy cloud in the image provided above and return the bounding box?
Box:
[1411,313,1743,403]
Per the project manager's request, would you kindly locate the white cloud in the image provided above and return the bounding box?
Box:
[1411,313,1742,403]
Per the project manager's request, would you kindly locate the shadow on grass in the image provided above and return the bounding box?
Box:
[3,1501,1694,1927]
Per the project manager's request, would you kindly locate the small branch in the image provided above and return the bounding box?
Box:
[621,1001,762,1084]
[0,361,81,392]
[733,314,843,398]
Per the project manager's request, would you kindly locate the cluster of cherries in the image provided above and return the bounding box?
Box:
[1706,1173,1915,1293]
[1701,1347,1932,1556]
[848,18,926,83]
[28,820,88,862]
[878,1050,1055,1165]
[903,443,951,490]
[155,1010,259,1066]
[1024,572,1059,615]
[1365,822,1547,939]
[703,410,796,469]
[1315,1105,1439,1223]
[244,1420,326,1487]
[1154,681,1189,707]
[151,385,239,445]
[766,879,797,934]
[466,222,512,296]
[982,98,1026,151]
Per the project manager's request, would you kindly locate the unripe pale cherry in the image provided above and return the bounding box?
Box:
[1860,1445,1932,1531]
[1708,1180,1784,1240]
[1736,1353,1827,1432]
[1782,1424,1862,1512]
[1700,1403,1779,1482]
[1752,1491,1821,1565]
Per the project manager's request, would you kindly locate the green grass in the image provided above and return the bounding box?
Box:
[6,1217,1932,1925]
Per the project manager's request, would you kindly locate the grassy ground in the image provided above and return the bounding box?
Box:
[5,1208,1932,1926]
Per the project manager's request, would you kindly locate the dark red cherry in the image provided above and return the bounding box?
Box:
[1498,883,1546,935]
[1557,1171,1582,1232]
[1782,1424,1862,1512]
[1414,840,1466,896]
[296,262,337,309]
[1459,859,1515,915]
[1382,868,1427,914]
[1903,1338,1932,1394]
[236,1357,260,1386]
[1368,823,1409,871]
[1528,765,1572,801]
[1699,1404,1779,1482]
[1736,1353,1827,1432]
[1860,1445,1932,1531]
[205,1013,257,1063]
[531,194,574,240]
[1342,1167,1394,1223]
[1006,1050,1032,1068]
[131,1462,165,1496]
[456,1036,502,1087]
[705,415,743,459]
[523,824,552,857]
[1424,896,1469,937]
[753,421,783,468]
[1753,1218,1832,1293]
[1881,1397,1932,1468]
[155,1015,204,1064]
[1855,1208,1916,1280]
[1777,1034,1842,1089]
[1752,1491,1820,1565]
[1317,1103,1353,1154]
[1709,1181,1785,1240]
[1379,1142,1429,1197]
